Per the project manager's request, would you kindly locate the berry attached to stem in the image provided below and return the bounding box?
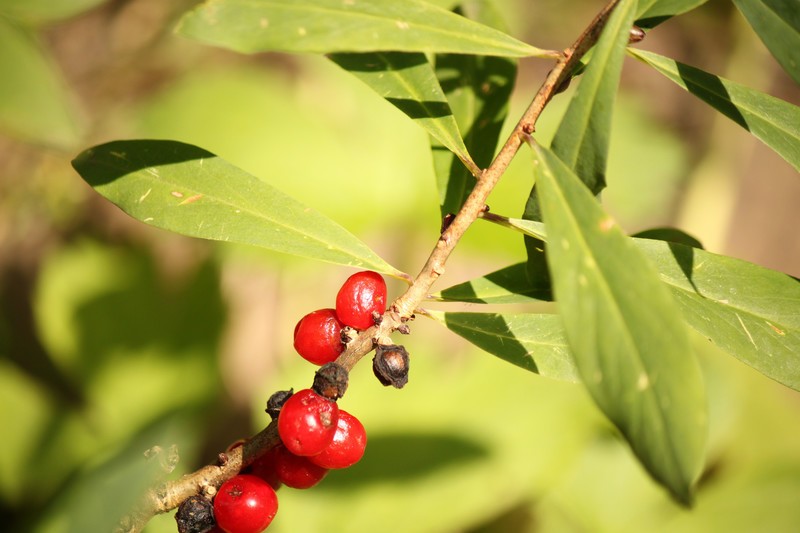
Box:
[309,410,367,470]
[277,388,339,456]
[335,271,387,330]
[273,444,329,489]
[373,344,410,389]
[213,474,278,533]
[293,309,344,365]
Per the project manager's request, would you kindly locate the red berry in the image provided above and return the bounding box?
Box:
[213,474,278,533]
[273,444,328,489]
[277,389,339,456]
[309,409,367,469]
[293,309,344,365]
[248,446,282,491]
[335,271,387,330]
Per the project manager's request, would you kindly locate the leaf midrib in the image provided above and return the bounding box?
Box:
[221,0,536,54]
[90,155,378,266]
[538,151,686,481]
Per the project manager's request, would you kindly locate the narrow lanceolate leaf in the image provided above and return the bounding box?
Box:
[431,0,516,215]
[330,52,474,171]
[532,142,707,504]
[71,140,404,277]
[176,0,550,57]
[432,262,552,303]
[732,0,800,85]
[436,221,800,391]
[637,238,800,392]
[426,311,578,382]
[635,0,710,28]
[550,0,635,196]
[524,0,634,291]
[629,49,800,172]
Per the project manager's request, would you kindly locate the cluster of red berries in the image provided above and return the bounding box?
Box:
[177,271,386,533]
[293,270,388,365]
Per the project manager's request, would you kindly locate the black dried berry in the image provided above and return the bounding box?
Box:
[313,362,349,400]
[175,495,215,533]
[373,344,410,389]
[265,389,293,420]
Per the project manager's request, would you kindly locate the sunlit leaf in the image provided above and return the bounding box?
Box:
[532,142,706,504]
[0,18,83,148]
[629,49,800,172]
[453,217,800,392]
[433,262,551,304]
[550,0,635,196]
[176,0,550,57]
[431,0,516,215]
[637,238,800,392]
[71,140,404,277]
[635,0,710,28]
[732,0,800,85]
[330,52,473,171]
[524,0,634,285]
[426,311,578,381]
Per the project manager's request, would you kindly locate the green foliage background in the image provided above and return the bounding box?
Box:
[0,0,798,532]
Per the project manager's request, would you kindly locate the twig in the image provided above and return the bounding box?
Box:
[117,1,622,530]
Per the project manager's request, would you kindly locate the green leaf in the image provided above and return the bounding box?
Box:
[426,311,578,382]
[0,0,107,24]
[532,142,707,504]
[629,48,800,172]
[637,238,800,392]
[523,0,634,294]
[431,0,516,216]
[330,52,474,171]
[0,18,83,148]
[550,0,635,196]
[635,0,710,28]
[432,262,552,303]
[459,217,800,392]
[71,140,404,277]
[732,0,800,85]
[176,0,550,57]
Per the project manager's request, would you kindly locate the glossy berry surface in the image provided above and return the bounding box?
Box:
[277,388,339,456]
[335,271,387,330]
[213,474,278,533]
[293,308,343,365]
[273,444,329,489]
[309,409,367,469]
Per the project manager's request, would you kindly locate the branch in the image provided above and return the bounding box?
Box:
[117,2,622,531]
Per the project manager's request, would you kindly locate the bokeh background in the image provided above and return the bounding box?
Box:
[1,0,799,532]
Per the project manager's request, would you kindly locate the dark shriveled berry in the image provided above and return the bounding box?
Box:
[312,362,349,400]
[266,389,293,420]
[175,495,216,533]
[373,344,410,389]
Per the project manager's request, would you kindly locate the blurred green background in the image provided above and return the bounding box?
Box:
[1,0,799,532]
